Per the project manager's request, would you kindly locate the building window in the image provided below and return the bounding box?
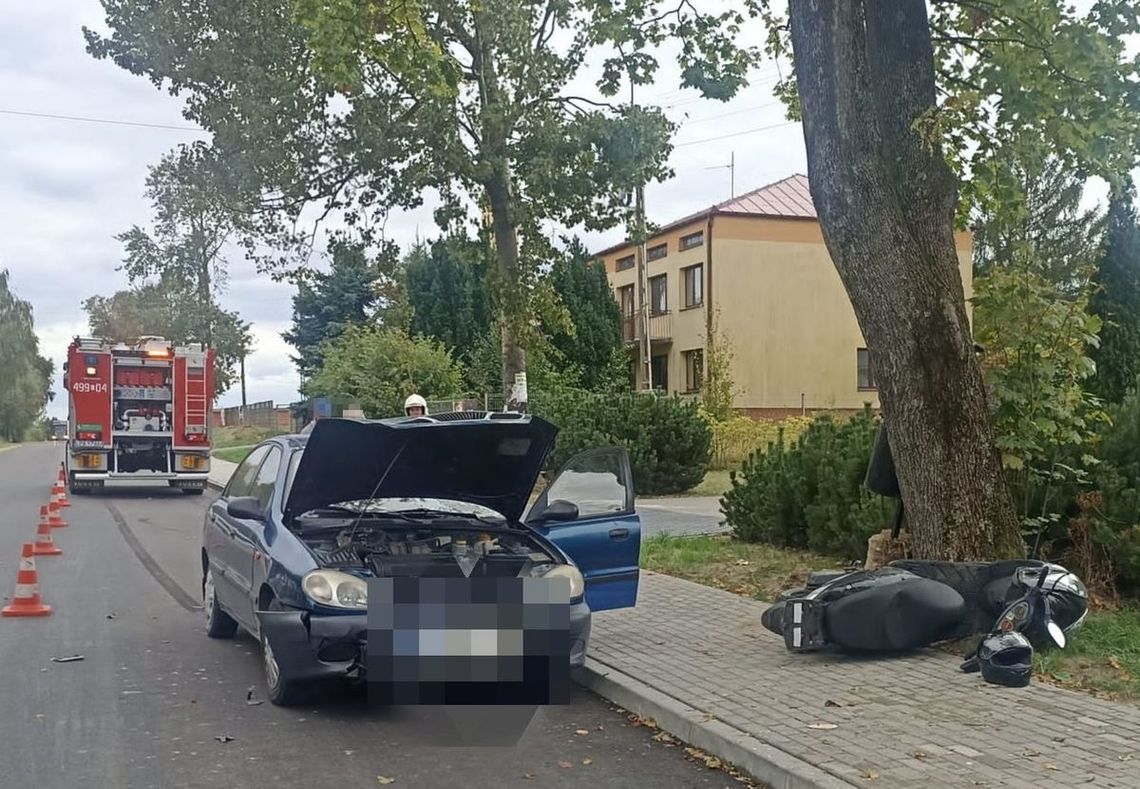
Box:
[682,264,704,308]
[680,231,704,250]
[857,348,877,390]
[647,243,668,261]
[650,354,669,391]
[649,275,668,315]
[618,285,636,342]
[616,254,634,271]
[683,349,704,393]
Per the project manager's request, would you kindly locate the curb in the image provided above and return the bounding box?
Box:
[574,658,854,789]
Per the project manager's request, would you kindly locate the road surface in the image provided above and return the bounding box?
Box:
[0,443,748,788]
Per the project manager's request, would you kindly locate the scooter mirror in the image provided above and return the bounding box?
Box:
[1047,621,1066,649]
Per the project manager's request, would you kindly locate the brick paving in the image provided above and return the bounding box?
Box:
[589,571,1140,787]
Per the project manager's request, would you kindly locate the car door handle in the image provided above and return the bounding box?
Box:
[609,528,629,539]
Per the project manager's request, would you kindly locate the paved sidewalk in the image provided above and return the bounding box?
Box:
[582,571,1140,788]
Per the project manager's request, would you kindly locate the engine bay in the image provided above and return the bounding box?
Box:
[304,525,558,578]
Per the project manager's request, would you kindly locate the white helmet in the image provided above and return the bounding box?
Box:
[403,393,428,416]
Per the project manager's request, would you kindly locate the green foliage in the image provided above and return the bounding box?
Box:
[83,283,252,397]
[405,236,492,358]
[721,409,891,560]
[532,390,711,496]
[543,238,624,391]
[973,265,1105,473]
[303,325,464,418]
[973,158,1105,292]
[283,237,402,380]
[700,308,737,422]
[708,414,814,471]
[763,3,1140,226]
[1090,187,1140,405]
[1082,380,1140,593]
[0,270,53,443]
[85,0,758,393]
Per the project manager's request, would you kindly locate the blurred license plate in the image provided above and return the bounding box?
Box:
[365,576,571,705]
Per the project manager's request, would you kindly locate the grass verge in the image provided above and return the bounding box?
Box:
[213,446,253,464]
[212,425,279,449]
[640,533,849,602]
[1037,607,1140,702]
[643,532,1140,704]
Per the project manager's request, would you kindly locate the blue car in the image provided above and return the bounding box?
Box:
[201,412,641,705]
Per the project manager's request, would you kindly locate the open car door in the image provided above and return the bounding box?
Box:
[526,447,640,612]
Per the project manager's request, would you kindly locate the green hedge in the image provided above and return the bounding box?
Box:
[721,407,893,559]
[532,389,711,496]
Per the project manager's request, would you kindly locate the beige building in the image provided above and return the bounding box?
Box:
[598,174,975,418]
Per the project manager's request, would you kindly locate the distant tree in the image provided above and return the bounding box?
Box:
[0,270,53,441]
[83,282,252,397]
[543,238,624,391]
[303,325,463,417]
[404,236,492,358]
[283,238,404,381]
[1090,186,1140,404]
[974,159,1105,293]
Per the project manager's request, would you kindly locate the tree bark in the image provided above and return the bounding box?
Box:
[788,0,1022,560]
[485,168,527,411]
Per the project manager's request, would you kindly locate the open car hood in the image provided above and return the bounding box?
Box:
[283,415,559,525]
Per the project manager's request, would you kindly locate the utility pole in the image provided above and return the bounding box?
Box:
[240,353,247,408]
[631,81,653,391]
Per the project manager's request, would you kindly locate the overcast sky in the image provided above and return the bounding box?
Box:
[2,1,1129,419]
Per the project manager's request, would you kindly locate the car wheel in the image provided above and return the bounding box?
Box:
[203,566,238,639]
[261,598,307,707]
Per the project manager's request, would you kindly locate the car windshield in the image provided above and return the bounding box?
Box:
[283,449,507,521]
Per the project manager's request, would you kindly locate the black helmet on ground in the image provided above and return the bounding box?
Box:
[975,631,1034,688]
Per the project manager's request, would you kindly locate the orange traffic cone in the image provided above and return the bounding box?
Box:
[32,507,62,557]
[57,465,67,486]
[2,543,51,617]
[51,479,70,508]
[47,498,68,529]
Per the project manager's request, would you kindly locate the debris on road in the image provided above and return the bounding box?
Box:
[245,687,263,706]
[214,735,235,743]
[50,655,85,663]
[807,723,838,730]
[376,777,395,785]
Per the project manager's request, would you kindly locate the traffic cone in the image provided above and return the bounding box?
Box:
[32,507,62,557]
[51,479,70,508]
[57,464,66,486]
[47,498,68,529]
[1,543,51,617]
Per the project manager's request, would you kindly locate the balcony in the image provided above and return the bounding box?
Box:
[622,311,673,344]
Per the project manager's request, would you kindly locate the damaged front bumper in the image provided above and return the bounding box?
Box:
[256,601,592,685]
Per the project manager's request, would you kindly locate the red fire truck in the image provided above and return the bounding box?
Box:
[63,336,216,495]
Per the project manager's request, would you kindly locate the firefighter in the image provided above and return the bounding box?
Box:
[403,393,428,417]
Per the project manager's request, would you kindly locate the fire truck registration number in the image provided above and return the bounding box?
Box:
[72,381,108,394]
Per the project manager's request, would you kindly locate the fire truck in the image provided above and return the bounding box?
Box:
[62,336,215,495]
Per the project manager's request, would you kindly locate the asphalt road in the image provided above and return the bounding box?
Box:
[0,443,750,789]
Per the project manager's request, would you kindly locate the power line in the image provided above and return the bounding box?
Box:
[0,108,205,133]
[673,120,799,147]
[675,100,785,126]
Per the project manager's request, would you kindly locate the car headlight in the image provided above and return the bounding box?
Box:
[528,563,585,600]
[301,570,368,609]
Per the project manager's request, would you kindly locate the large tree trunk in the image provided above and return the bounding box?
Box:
[788,0,1022,560]
[485,169,527,412]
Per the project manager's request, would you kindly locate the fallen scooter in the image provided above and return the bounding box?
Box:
[759,423,1090,685]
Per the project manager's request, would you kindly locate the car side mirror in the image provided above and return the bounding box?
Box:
[227,496,265,521]
[535,499,579,523]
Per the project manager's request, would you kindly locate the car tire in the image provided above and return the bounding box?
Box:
[203,566,239,639]
[261,598,307,707]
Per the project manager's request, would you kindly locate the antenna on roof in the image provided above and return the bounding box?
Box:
[706,151,735,199]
